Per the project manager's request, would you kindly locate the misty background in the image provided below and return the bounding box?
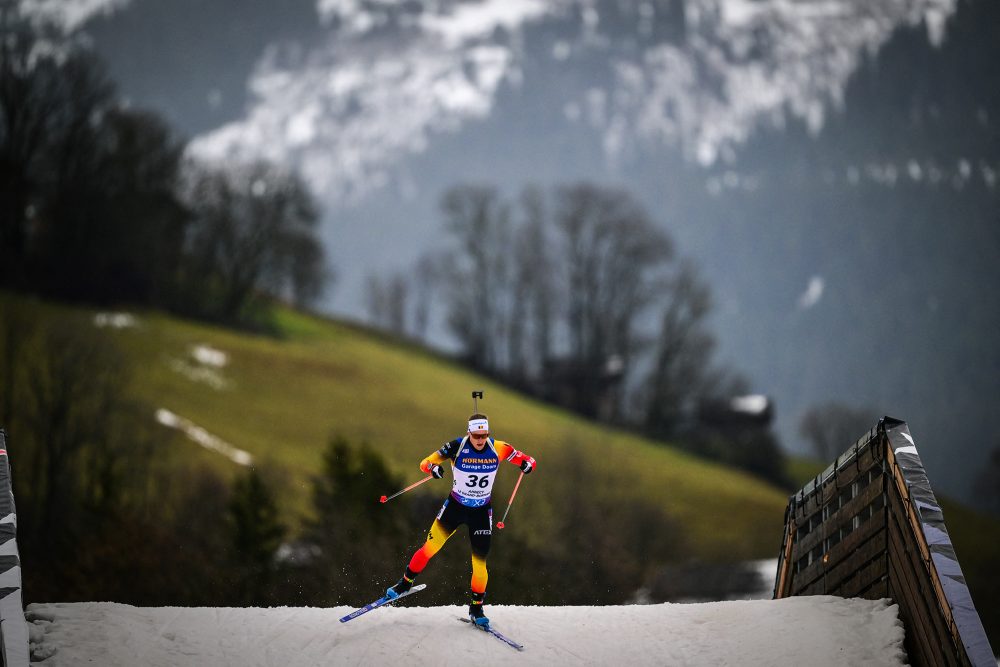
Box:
[42,0,997,503]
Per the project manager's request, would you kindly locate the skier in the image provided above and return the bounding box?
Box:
[385,412,536,627]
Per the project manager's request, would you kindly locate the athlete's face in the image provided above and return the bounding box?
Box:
[469,431,489,450]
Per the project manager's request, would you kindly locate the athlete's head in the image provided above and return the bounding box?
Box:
[467,413,489,444]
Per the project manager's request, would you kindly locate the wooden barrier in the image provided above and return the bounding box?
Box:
[774,418,994,667]
[0,429,30,667]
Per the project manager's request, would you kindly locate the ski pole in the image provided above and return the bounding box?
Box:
[379,475,433,504]
[496,471,525,529]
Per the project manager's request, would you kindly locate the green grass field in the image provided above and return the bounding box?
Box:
[15,296,1000,594]
[88,304,788,560]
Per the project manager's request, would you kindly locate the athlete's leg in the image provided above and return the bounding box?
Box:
[388,500,459,598]
[408,500,458,574]
[465,506,492,623]
[467,505,492,591]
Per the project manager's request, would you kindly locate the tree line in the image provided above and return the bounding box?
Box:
[0,7,326,328]
[367,183,787,486]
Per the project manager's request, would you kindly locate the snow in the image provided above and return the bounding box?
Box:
[154,409,252,466]
[93,312,138,329]
[26,596,907,666]
[418,0,549,48]
[166,345,232,390]
[730,394,770,415]
[797,276,826,310]
[188,0,960,200]
[190,344,229,368]
[18,0,129,33]
[167,358,231,390]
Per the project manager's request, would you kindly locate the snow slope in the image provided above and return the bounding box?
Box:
[27,596,907,666]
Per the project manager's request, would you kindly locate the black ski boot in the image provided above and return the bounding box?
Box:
[386,569,416,599]
[469,592,489,627]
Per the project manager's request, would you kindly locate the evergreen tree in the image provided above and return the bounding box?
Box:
[301,435,410,605]
[228,467,287,605]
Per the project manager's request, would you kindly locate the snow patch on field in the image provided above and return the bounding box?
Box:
[25,596,906,666]
[168,344,231,390]
[154,409,252,466]
[93,312,138,329]
[191,344,228,368]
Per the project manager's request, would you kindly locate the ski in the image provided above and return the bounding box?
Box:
[458,617,524,651]
[338,584,427,623]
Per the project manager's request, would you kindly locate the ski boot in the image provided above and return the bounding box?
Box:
[386,570,416,599]
[469,592,490,628]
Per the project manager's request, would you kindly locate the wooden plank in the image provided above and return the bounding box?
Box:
[825,524,885,589]
[793,553,826,593]
[886,443,967,666]
[886,487,959,667]
[792,502,885,595]
[825,528,887,594]
[832,500,886,556]
[775,513,797,599]
[888,535,945,667]
[840,557,888,599]
[888,533,956,667]
[886,496,960,667]
[825,476,884,531]
[857,577,888,600]
[793,479,885,559]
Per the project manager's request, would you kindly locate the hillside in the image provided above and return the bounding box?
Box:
[100,303,788,560]
[8,296,1000,642]
[26,596,906,666]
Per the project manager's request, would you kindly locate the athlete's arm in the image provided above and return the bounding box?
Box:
[495,441,536,473]
[420,438,460,474]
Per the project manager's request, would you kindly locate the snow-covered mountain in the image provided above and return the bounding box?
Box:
[27,596,907,666]
[18,0,129,33]
[26,0,955,200]
[189,0,958,200]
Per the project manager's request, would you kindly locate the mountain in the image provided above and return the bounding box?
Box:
[21,0,1000,503]
[71,0,958,198]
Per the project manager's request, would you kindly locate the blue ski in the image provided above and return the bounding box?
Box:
[338,584,427,623]
[458,617,524,651]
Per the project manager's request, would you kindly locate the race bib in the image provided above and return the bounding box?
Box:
[451,442,499,507]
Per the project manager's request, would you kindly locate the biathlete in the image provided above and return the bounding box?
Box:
[385,412,536,627]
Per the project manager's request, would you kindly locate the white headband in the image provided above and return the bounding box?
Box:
[467,418,489,433]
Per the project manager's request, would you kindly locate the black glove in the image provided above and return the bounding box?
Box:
[429,464,444,479]
[520,460,534,474]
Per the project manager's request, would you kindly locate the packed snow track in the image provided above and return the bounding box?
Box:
[26,596,906,666]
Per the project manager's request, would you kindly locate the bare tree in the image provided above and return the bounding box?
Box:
[799,402,880,462]
[36,107,188,303]
[509,186,553,380]
[1,9,195,305]
[179,159,324,323]
[365,272,408,334]
[552,183,673,418]
[285,231,329,309]
[439,184,513,371]
[15,314,128,545]
[410,253,440,341]
[645,260,717,437]
[0,8,114,287]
